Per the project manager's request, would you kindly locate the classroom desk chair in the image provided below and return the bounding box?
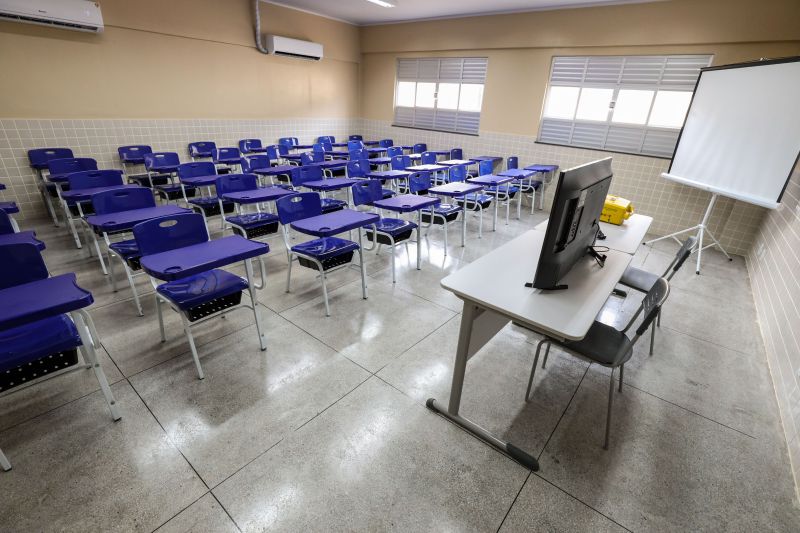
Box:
[28,147,75,226]
[379,139,394,148]
[144,152,187,201]
[526,278,670,450]
[176,162,233,230]
[387,146,403,158]
[409,171,462,253]
[349,135,363,141]
[0,210,44,250]
[134,213,268,379]
[241,154,273,175]
[118,145,153,184]
[239,139,268,154]
[347,160,394,199]
[412,143,427,154]
[290,166,348,213]
[448,164,491,236]
[211,147,242,174]
[450,148,464,160]
[279,137,299,150]
[352,180,416,283]
[421,151,438,165]
[479,159,518,224]
[276,192,367,317]
[216,173,284,239]
[188,141,216,161]
[0,243,121,471]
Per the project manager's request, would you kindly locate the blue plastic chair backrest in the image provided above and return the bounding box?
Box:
[133,213,209,257]
[92,187,155,215]
[48,157,97,175]
[276,192,322,225]
[409,171,432,194]
[478,159,493,176]
[421,151,437,165]
[67,169,124,190]
[265,145,280,161]
[177,162,216,180]
[278,137,296,147]
[292,165,324,187]
[321,140,333,152]
[215,173,258,196]
[412,143,427,154]
[118,145,152,161]
[317,136,332,144]
[240,155,271,173]
[349,135,363,141]
[507,156,518,170]
[0,243,49,290]
[28,148,74,169]
[351,180,382,207]
[387,146,403,158]
[188,141,216,158]
[449,165,467,183]
[450,148,463,160]
[348,140,364,152]
[212,147,241,162]
[379,139,393,148]
[312,143,325,154]
[0,210,15,235]
[238,139,263,153]
[276,144,289,156]
[144,152,180,170]
[347,159,369,178]
[391,155,411,170]
[349,148,368,161]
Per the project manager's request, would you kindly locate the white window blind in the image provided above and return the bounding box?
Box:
[393,57,488,135]
[538,55,713,157]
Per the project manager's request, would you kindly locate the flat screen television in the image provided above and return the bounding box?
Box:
[532,157,613,290]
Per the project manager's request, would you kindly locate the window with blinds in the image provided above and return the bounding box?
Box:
[537,55,713,157]
[393,57,488,135]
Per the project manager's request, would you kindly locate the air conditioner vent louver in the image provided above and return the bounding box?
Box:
[0,0,104,33]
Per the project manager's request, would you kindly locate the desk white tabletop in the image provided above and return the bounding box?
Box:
[534,213,652,255]
[441,230,632,341]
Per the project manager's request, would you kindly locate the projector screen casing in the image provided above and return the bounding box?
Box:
[667,57,800,209]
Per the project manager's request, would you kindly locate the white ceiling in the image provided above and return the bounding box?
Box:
[267,0,665,26]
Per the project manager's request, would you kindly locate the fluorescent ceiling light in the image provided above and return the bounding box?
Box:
[366,0,395,7]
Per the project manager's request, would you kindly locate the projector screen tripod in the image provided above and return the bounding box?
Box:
[644,193,732,274]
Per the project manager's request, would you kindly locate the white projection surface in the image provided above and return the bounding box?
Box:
[665,59,800,209]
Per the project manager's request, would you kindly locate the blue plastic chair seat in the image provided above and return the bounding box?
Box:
[0,315,82,373]
[0,201,19,214]
[485,185,520,196]
[434,203,461,215]
[457,193,493,208]
[292,236,358,261]
[109,239,140,260]
[372,218,417,236]
[321,198,347,213]
[226,212,279,228]
[157,269,248,311]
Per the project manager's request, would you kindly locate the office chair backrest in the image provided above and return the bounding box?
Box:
[67,169,124,190]
[412,143,427,154]
[347,159,369,178]
[408,171,432,194]
[215,173,258,196]
[133,213,208,256]
[0,210,15,235]
[449,165,467,183]
[118,145,152,162]
[276,192,322,225]
[450,148,463,160]
[188,141,216,158]
[379,139,393,148]
[351,180,382,207]
[609,277,670,365]
[421,152,437,165]
[387,146,403,158]
[0,243,49,290]
[665,236,698,280]
[92,187,155,215]
[48,157,97,175]
[391,155,411,171]
[507,156,519,170]
[349,135,363,141]
[478,159,493,176]
[240,155,271,173]
[238,139,263,154]
[144,152,180,170]
[28,148,74,169]
[177,162,216,180]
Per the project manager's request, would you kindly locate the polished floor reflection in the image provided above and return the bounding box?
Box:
[1,203,798,532]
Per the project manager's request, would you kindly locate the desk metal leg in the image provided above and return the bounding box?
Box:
[461,201,466,248]
[426,302,540,471]
[493,194,499,231]
[416,210,422,270]
[0,447,10,471]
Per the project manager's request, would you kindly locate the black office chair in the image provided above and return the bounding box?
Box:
[526,278,670,449]
[619,236,696,354]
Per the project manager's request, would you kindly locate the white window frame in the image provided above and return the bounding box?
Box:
[393,57,488,136]
[537,55,713,158]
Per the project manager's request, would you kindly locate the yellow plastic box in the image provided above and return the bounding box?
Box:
[600,195,634,225]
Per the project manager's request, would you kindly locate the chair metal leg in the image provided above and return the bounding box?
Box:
[649,322,656,356]
[122,262,143,317]
[390,241,397,283]
[525,339,548,402]
[541,341,551,368]
[0,446,10,471]
[618,364,624,393]
[245,259,267,351]
[285,253,294,293]
[181,315,204,380]
[73,310,121,420]
[320,269,331,317]
[155,294,166,342]
[657,309,661,327]
[357,230,368,300]
[604,368,615,450]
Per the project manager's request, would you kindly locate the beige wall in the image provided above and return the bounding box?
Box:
[0,0,361,119]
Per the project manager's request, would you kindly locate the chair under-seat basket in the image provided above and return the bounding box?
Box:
[298,251,354,271]
[186,292,243,322]
[0,349,79,393]
[130,174,171,187]
[190,200,234,217]
[366,229,413,245]
[157,186,197,201]
[126,256,142,270]
[458,198,492,210]
[422,211,459,223]
[232,222,279,239]
[68,203,95,216]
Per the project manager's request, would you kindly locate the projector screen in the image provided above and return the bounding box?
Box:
[665,57,800,209]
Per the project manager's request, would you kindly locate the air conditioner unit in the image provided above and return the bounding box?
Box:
[0,0,104,33]
[266,35,323,61]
